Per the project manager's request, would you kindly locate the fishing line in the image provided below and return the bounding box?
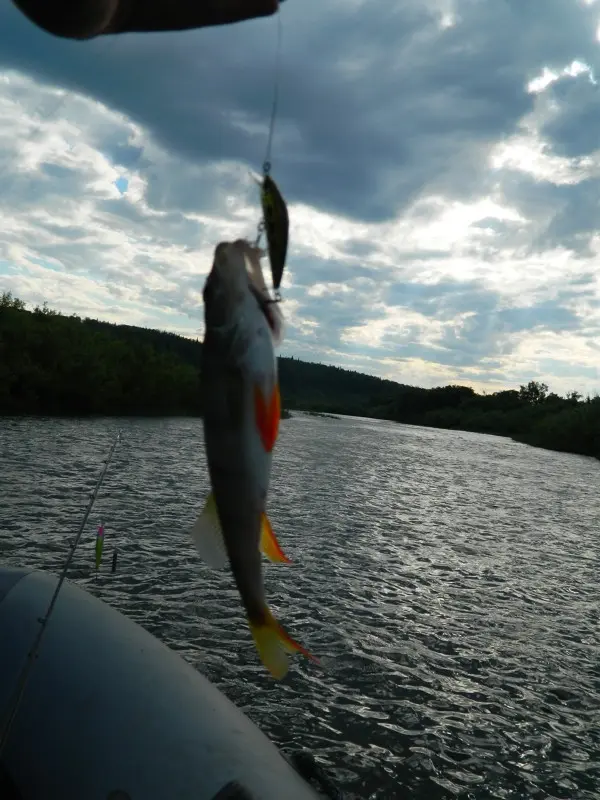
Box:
[254,9,290,302]
[0,429,122,758]
[263,8,283,176]
[254,8,283,243]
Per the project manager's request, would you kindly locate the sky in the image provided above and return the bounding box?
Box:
[0,0,599,396]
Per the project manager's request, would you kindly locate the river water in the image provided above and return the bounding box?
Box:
[1,414,599,799]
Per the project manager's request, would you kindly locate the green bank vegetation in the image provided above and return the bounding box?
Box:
[1,292,598,461]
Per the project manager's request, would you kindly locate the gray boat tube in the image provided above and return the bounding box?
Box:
[0,566,325,800]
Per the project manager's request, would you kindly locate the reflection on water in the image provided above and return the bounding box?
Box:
[1,414,599,799]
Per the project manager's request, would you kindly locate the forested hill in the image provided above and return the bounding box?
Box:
[1,292,598,461]
[0,292,403,415]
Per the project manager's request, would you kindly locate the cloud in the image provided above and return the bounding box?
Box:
[0,0,542,221]
[0,0,599,396]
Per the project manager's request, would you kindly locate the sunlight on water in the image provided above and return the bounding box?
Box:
[1,414,599,799]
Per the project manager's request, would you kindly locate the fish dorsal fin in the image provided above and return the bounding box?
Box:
[190,492,228,570]
[260,512,291,563]
[254,382,281,453]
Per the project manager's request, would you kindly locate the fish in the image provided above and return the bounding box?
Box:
[191,239,317,679]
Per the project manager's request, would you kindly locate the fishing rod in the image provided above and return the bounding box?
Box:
[0,429,122,758]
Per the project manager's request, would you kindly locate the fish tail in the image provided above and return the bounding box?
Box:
[249,607,319,680]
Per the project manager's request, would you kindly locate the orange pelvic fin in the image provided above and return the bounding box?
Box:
[260,512,291,564]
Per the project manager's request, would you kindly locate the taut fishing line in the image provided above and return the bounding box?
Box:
[254,9,290,301]
[0,429,122,758]
[264,8,283,174]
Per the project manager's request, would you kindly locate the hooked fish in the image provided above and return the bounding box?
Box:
[191,239,317,679]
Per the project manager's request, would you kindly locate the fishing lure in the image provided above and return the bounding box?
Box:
[260,173,289,294]
[95,523,104,574]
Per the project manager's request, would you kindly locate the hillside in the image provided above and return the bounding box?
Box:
[1,292,598,461]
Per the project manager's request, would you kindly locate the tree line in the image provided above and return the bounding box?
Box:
[1,292,598,460]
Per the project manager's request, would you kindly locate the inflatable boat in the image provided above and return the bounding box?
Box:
[0,566,338,799]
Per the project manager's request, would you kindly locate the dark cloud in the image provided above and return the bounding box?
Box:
[471,217,520,235]
[286,285,383,347]
[0,0,584,223]
[503,0,599,68]
[495,302,579,334]
[39,162,72,181]
[106,143,145,169]
[500,173,600,257]
[385,279,498,319]
[288,254,388,287]
[541,178,600,254]
[494,169,599,257]
[2,0,600,392]
[537,358,599,381]
[541,70,600,159]
[339,239,380,260]
[283,267,587,371]
[429,298,580,369]
[488,15,600,258]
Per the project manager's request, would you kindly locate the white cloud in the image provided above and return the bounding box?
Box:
[0,56,599,397]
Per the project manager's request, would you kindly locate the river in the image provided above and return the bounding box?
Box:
[1,414,599,799]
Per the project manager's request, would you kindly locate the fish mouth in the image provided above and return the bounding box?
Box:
[231,239,279,335]
[206,239,278,333]
[249,282,279,335]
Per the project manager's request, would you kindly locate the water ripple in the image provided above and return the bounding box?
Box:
[1,415,599,799]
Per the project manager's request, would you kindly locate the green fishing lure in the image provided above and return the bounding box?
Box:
[95,523,104,572]
[260,174,289,293]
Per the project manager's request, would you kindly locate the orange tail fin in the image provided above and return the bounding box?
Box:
[249,607,319,679]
